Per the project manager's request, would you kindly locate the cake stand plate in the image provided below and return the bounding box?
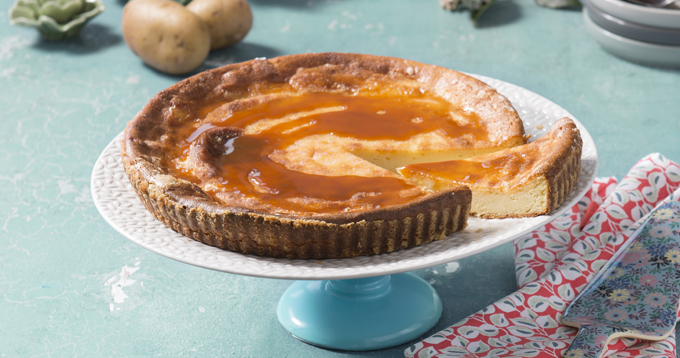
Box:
[91,74,598,351]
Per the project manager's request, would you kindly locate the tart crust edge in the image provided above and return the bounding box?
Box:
[122,150,471,259]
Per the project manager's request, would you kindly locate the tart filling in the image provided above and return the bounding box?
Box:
[165,91,521,215]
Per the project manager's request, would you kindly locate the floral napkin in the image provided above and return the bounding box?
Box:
[405,153,680,358]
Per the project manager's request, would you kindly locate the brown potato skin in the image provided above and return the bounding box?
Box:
[186,0,253,50]
[122,0,211,75]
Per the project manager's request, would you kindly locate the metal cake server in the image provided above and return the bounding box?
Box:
[562,201,680,358]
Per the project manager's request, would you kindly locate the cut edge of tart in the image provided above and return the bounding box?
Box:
[398,117,583,218]
[120,52,555,259]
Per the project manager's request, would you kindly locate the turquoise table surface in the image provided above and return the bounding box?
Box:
[2,0,679,356]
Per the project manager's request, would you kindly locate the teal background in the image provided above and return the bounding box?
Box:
[1,0,679,356]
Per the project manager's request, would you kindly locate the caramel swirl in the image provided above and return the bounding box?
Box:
[399,151,540,188]
[165,92,488,214]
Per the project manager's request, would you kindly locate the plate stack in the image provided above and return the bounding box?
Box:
[584,0,680,67]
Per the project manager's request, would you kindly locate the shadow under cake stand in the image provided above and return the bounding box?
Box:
[91,75,598,351]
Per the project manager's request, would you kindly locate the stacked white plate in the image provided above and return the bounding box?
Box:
[584,0,680,67]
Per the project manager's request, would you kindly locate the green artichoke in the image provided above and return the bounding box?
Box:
[9,0,105,40]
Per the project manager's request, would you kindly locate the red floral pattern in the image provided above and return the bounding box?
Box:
[405,154,680,358]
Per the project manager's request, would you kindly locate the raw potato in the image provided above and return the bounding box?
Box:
[187,0,253,50]
[122,0,211,75]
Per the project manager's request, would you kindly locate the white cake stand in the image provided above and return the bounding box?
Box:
[91,75,598,351]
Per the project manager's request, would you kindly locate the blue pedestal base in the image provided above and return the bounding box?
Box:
[276,272,442,351]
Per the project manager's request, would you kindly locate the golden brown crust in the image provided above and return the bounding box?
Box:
[541,118,583,215]
[123,152,471,258]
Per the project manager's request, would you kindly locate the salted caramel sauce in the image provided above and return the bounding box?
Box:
[399,148,542,189]
[165,91,490,214]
